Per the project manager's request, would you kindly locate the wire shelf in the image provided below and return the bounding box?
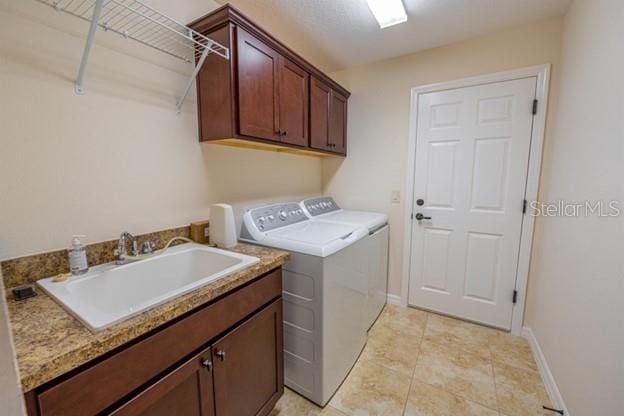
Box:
[36,0,229,63]
[35,0,229,111]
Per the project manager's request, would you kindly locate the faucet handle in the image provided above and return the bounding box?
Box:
[141,241,156,254]
[131,240,139,256]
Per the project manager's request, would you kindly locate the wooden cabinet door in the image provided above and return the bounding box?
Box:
[212,299,283,416]
[329,90,347,154]
[110,347,215,416]
[310,76,331,151]
[278,57,309,147]
[237,28,279,141]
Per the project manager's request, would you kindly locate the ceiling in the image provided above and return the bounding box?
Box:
[218,0,570,71]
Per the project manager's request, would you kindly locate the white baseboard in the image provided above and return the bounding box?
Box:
[522,326,570,416]
[386,294,407,307]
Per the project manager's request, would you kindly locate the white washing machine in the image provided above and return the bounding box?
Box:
[300,197,389,330]
[239,202,369,406]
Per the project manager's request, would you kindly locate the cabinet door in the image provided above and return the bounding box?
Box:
[278,57,309,147]
[237,28,280,141]
[329,90,347,154]
[110,347,215,416]
[213,299,283,416]
[310,76,331,151]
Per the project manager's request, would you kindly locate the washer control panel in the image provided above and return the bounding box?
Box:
[249,202,307,232]
[303,197,341,217]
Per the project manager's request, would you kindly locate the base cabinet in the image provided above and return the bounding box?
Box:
[110,347,215,416]
[114,300,282,416]
[213,300,283,416]
[27,269,284,416]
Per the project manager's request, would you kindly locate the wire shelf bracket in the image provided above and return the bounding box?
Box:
[36,0,230,112]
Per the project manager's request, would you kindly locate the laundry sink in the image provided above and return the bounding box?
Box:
[37,243,259,332]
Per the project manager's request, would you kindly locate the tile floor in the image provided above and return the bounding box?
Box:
[271,305,551,416]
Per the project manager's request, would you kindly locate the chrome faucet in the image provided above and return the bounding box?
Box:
[116,232,139,264]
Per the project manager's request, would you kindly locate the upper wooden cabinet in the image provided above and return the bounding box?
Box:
[236,28,280,141]
[310,77,331,152]
[190,5,349,156]
[329,90,347,154]
[278,57,309,147]
[310,77,347,155]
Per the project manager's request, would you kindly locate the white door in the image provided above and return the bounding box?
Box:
[408,77,537,329]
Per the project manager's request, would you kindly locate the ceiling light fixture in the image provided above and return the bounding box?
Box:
[366,0,408,29]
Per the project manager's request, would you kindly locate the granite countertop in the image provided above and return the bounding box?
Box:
[6,243,288,392]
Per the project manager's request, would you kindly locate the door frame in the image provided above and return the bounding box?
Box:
[400,64,551,335]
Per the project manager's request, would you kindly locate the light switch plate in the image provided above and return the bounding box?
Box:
[391,190,401,204]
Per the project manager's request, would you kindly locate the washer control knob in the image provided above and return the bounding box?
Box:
[278,211,288,221]
[258,216,265,224]
[267,215,275,221]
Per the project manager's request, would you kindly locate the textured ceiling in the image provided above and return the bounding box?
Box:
[218,0,570,71]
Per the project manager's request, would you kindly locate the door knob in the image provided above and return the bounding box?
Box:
[215,350,226,361]
[415,213,431,221]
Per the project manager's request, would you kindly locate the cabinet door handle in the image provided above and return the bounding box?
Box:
[281,130,287,136]
[215,350,226,361]
[201,359,212,371]
[275,130,282,136]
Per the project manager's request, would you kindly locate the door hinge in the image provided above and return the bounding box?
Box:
[522,199,528,214]
[512,290,518,304]
[532,99,538,115]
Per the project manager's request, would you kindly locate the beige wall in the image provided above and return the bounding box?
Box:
[0,0,321,260]
[0,271,25,415]
[323,17,563,297]
[524,0,624,414]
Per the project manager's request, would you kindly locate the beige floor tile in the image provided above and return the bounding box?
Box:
[329,359,411,416]
[273,311,550,416]
[493,363,551,416]
[413,340,498,409]
[375,305,429,337]
[361,321,422,376]
[271,388,346,416]
[488,331,538,372]
[405,380,499,416]
[423,314,497,360]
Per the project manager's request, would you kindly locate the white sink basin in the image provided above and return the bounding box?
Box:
[38,243,259,332]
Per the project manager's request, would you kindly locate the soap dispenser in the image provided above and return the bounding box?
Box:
[69,235,89,275]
